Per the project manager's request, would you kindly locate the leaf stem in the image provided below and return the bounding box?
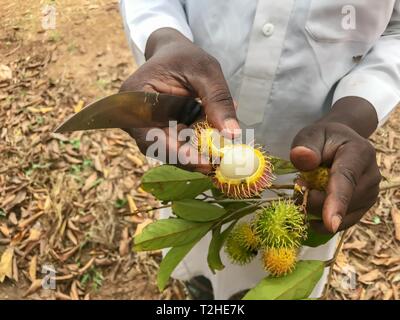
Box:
[379,180,400,192]
[207,196,285,204]
[270,184,295,190]
[213,196,291,228]
[321,229,348,299]
[123,204,172,216]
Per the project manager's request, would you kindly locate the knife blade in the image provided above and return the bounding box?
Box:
[54,91,201,133]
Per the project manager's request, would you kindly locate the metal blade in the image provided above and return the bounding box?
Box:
[54,91,201,133]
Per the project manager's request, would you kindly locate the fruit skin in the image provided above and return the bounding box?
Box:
[231,222,260,251]
[192,121,230,161]
[225,223,258,265]
[214,144,274,199]
[262,247,297,277]
[253,200,307,248]
[299,167,329,191]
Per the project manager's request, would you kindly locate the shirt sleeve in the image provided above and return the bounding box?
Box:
[332,2,400,125]
[119,0,193,62]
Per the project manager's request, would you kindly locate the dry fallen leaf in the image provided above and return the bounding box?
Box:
[78,257,95,274]
[23,279,43,297]
[358,269,382,284]
[29,255,38,282]
[70,280,80,300]
[73,100,84,113]
[126,153,144,167]
[18,211,45,229]
[133,218,153,237]
[0,64,12,81]
[0,224,10,237]
[66,230,78,245]
[82,172,98,192]
[371,256,400,266]
[390,207,400,241]
[343,240,367,250]
[127,194,137,214]
[0,247,14,282]
[28,228,42,242]
[119,227,130,256]
[3,190,26,211]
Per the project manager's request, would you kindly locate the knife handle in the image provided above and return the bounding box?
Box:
[180,99,202,126]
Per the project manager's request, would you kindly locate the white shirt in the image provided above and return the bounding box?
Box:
[120,0,400,159]
[119,0,398,299]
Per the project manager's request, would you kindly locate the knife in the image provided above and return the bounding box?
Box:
[54,91,202,133]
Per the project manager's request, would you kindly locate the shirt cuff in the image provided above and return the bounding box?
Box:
[333,73,400,126]
[126,16,194,54]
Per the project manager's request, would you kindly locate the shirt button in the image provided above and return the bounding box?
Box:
[262,23,274,37]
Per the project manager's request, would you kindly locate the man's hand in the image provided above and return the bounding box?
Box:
[120,28,239,174]
[290,97,382,234]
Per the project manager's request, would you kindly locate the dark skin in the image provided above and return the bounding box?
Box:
[121,28,382,234]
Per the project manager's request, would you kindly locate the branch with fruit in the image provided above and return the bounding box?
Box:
[131,122,342,300]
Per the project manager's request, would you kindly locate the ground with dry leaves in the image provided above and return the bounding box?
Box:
[0,0,399,300]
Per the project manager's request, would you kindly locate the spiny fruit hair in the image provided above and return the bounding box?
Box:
[262,247,298,277]
[253,200,307,248]
[229,222,260,251]
[225,224,258,265]
[299,167,329,191]
[192,121,230,161]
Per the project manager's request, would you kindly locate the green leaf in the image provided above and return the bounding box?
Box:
[207,221,237,273]
[134,218,213,251]
[114,198,127,209]
[270,156,298,175]
[141,165,213,201]
[172,199,226,222]
[243,260,324,300]
[157,241,197,291]
[302,227,334,247]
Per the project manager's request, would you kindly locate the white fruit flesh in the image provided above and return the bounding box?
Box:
[219,145,259,179]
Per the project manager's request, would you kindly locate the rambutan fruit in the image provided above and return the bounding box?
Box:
[253,200,307,248]
[192,121,232,160]
[299,167,329,191]
[213,144,274,199]
[262,247,297,277]
[232,222,260,251]
[225,223,259,265]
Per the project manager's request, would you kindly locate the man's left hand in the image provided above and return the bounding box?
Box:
[290,97,382,234]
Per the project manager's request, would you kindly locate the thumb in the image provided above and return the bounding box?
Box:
[290,125,325,171]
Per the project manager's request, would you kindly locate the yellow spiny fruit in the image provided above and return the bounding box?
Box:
[192,121,232,160]
[262,247,298,277]
[214,144,274,199]
[299,167,329,191]
[193,121,274,198]
[253,200,307,248]
[225,223,258,265]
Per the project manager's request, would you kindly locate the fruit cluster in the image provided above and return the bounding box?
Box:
[225,200,307,277]
[193,122,329,277]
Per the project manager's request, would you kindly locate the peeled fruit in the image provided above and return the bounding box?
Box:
[214,144,274,198]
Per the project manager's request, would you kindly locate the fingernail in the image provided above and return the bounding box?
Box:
[331,215,342,233]
[223,119,241,137]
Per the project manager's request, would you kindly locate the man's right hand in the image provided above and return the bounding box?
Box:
[120,28,239,174]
